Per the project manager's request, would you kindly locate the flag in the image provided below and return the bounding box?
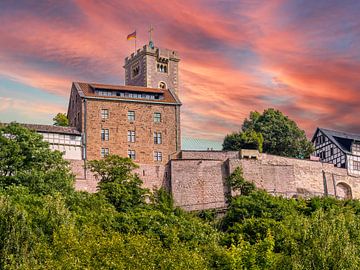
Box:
[127,31,136,40]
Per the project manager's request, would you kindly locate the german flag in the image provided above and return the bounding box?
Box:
[127,31,136,40]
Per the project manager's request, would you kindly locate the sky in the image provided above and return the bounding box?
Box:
[0,0,360,141]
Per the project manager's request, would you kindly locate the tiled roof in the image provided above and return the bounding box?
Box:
[74,82,181,105]
[181,137,223,151]
[21,124,81,135]
[313,127,360,154]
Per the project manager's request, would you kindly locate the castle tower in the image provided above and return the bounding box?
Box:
[124,44,180,95]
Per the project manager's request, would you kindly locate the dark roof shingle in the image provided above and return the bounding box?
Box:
[21,124,81,135]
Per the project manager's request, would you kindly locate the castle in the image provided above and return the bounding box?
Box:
[20,42,360,211]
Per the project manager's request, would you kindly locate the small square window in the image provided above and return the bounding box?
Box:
[128,111,135,121]
[154,132,162,144]
[101,129,109,141]
[354,161,360,171]
[101,148,109,158]
[154,151,162,161]
[128,150,135,160]
[101,109,109,120]
[127,130,135,143]
[154,112,161,123]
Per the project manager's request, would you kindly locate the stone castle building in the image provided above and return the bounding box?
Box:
[16,42,360,211]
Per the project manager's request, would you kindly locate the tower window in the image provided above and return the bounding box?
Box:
[157,63,168,73]
[159,81,167,89]
[131,62,140,78]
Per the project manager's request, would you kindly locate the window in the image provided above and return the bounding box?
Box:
[128,111,135,121]
[154,132,162,144]
[127,130,135,142]
[128,150,135,160]
[159,81,167,89]
[154,112,161,123]
[157,63,168,73]
[353,161,360,171]
[101,109,109,120]
[154,151,162,161]
[131,62,140,78]
[101,148,109,158]
[101,129,109,141]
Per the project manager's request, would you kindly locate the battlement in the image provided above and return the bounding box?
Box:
[124,44,180,66]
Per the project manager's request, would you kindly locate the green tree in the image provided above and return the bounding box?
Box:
[226,167,256,196]
[0,123,74,195]
[223,129,264,152]
[53,113,69,126]
[87,155,148,212]
[224,108,314,158]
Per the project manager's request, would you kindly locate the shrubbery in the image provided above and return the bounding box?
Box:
[1,123,360,269]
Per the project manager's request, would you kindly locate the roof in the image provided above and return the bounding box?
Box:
[21,124,81,135]
[313,127,360,154]
[74,82,181,105]
[181,137,223,151]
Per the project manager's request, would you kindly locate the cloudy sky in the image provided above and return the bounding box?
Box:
[0,0,359,141]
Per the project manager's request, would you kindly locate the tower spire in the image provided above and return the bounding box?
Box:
[148,25,154,49]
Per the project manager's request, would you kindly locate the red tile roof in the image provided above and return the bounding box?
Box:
[75,82,181,105]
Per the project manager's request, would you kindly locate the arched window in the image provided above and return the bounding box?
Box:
[159,81,167,89]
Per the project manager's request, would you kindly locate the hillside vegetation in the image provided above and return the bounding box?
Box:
[1,123,360,269]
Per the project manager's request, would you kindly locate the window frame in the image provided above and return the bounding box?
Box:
[127,130,136,143]
[128,111,135,121]
[128,150,136,160]
[154,151,162,161]
[154,112,161,123]
[154,132,162,144]
[101,128,109,141]
[101,148,109,158]
[101,109,109,120]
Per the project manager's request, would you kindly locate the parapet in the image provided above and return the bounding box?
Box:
[124,44,180,65]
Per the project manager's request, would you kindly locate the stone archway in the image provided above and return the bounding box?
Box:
[336,182,352,199]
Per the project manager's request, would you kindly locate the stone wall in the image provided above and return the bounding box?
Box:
[71,159,168,193]
[169,151,360,211]
[84,98,179,163]
[170,159,228,211]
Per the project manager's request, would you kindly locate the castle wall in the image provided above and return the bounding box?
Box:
[84,98,179,164]
[170,159,228,211]
[169,151,360,211]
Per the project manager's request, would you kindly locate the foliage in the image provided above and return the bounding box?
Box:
[2,127,360,269]
[226,167,256,196]
[0,123,74,195]
[53,113,69,126]
[223,108,314,158]
[223,129,264,152]
[87,155,148,212]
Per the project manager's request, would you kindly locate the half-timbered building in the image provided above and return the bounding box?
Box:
[312,128,360,175]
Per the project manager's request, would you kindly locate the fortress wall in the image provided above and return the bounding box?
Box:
[170,159,228,211]
[133,164,169,190]
[180,151,239,161]
[71,160,168,193]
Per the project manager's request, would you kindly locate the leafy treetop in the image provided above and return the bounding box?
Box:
[53,113,69,126]
[223,108,314,158]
